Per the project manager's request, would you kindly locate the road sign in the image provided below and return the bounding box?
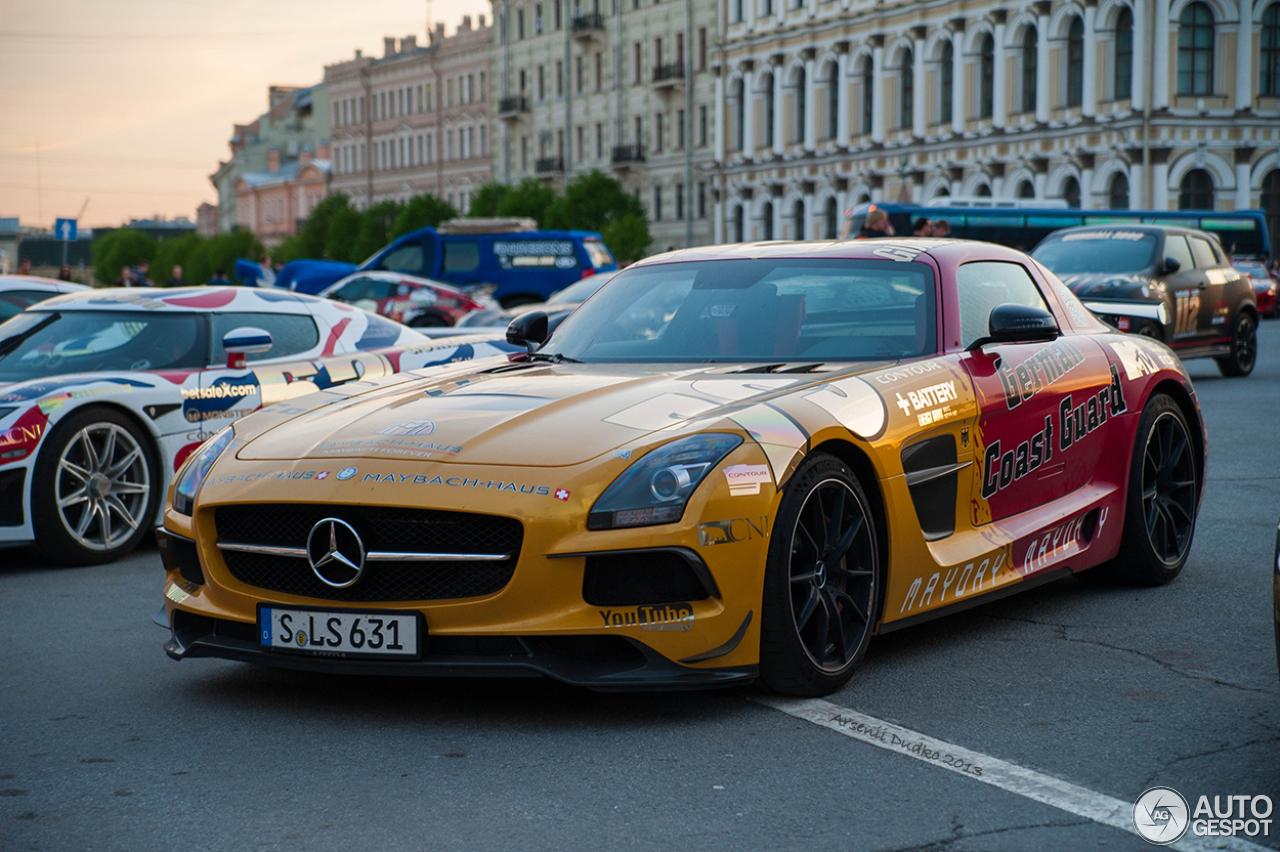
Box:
[55,218,77,241]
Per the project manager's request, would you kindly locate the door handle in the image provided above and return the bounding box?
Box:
[1197,282,1207,291]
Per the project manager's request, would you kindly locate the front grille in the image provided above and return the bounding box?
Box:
[0,469,25,526]
[216,504,523,603]
[583,550,711,606]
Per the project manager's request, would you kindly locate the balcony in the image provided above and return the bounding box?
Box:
[571,12,605,39]
[610,144,645,170]
[651,62,685,92]
[497,95,529,122]
[535,156,565,175]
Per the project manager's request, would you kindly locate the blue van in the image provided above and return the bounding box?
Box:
[278,223,618,308]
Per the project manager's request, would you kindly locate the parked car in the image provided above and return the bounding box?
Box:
[455,270,617,332]
[1031,224,1257,376]
[1232,259,1277,318]
[277,218,618,308]
[159,239,1205,695]
[0,286,517,565]
[319,271,495,328]
[0,276,88,319]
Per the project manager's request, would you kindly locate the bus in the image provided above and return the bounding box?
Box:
[846,202,1272,259]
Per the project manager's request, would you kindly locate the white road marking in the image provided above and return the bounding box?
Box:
[754,696,1270,852]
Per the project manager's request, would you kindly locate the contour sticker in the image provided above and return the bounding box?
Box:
[729,404,809,485]
[803,376,886,439]
[723,464,772,496]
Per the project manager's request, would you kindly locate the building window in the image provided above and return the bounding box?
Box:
[676,108,685,149]
[979,34,995,118]
[860,57,874,133]
[479,71,486,101]
[1179,168,1215,209]
[556,60,564,96]
[634,115,643,146]
[762,201,773,240]
[538,65,546,101]
[1115,9,1133,99]
[521,135,528,170]
[1262,170,1280,256]
[699,105,708,146]
[676,183,684,220]
[554,0,561,29]
[596,122,604,158]
[1261,5,1280,96]
[732,0,743,23]
[654,186,663,221]
[698,28,707,71]
[1062,176,1080,207]
[480,124,486,156]
[595,52,603,92]
[940,42,954,124]
[763,72,775,145]
[733,205,744,241]
[1066,18,1084,107]
[1177,3,1215,95]
[900,49,913,129]
[733,78,745,151]
[792,198,805,240]
[824,196,838,239]
[633,43,642,85]
[1108,172,1130,208]
[655,112,665,152]
[535,3,544,33]
[698,182,706,218]
[795,65,806,141]
[1021,27,1037,113]
[826,62,839,138]
[976,183,992,197]
[577,125,584,160]
[518,9,525,39]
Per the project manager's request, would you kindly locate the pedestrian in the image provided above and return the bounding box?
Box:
[17,258,31,275]
[131,260,154,287]
[116,265,134,286]
[165,264,188,288]
[931,219,952,238]
[57,264,73,281]
[205,267,231,286]
[913,217,932,237]
[258,254,276,288]
[858,208,895,238]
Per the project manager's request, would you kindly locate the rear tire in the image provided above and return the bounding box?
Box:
[499,294,543,309]
[759,454,880,696]
[1104,394,1199,586]
[1134,321,1162,340]
[409,314,449,328]
[31,406,159,566]
[1216,312,1256,377]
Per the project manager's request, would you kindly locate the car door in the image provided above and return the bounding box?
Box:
[1188,235,1231,337]
[1161,233,1204,344]
[194,311,324,420]
[954,260,1117,526]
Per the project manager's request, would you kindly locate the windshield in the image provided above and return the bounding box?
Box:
[546,258,936,363]
[547,272,615,304]
[0,310,208,382]
[584,239,615,269]
[1032,231,1159,274]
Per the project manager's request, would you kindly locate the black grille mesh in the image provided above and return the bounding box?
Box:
[583,551,710,606]
[215,504,522,603]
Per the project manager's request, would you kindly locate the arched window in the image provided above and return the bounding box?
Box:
[826,63,839,139]
[1262,5,1280,97]
[762,201,774,240]
[824,196,838,239]
[860,57,875,134]
[1022,27,1038,114]
[733,204,745,242]
[795,66,807,141]
[1066,18,1085,107]
[1017,180,1036,199]
[979,35,995,118]
[1109,171,1130,209]
[1115,8,1134,99]
[900,48,914,129]
[940,41,954,124]
[1177,3,1215,95]
[733,78,745,152]
[793,198,806,239]
[763,73,775,147]
[1262,170,1280,257]
[1179,168,1215,209]
[1063,176,1081,207]
[976,183,992,197]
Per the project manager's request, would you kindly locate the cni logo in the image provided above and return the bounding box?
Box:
[1134,787,1190,845]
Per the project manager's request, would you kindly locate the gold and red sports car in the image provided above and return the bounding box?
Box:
[158,240,1206,695]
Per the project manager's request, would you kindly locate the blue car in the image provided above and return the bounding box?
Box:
[278,225,617,308]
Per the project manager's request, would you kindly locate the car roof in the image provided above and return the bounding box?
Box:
[0,276,86,293]
[326,269,467,295]
[628,238,1032,267]
[1042,224,1210,239]
[32,286,320,313]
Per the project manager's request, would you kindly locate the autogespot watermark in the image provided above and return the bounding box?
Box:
[1133,787,1274,845]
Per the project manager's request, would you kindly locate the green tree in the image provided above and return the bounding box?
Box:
[293,194,353,260]
[494,177,558,225]
[543,171,644,231]
[601,213,652,264]
[151,233,200,286]
[183,230,263,287]
[467,182,510,217]
[324,203,365,263]
[351,200,404,261]
[93,228,156,286]
[391,194,457,239]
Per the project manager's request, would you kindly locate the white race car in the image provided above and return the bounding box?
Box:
[0,275,89,320]
[0,286,516,564]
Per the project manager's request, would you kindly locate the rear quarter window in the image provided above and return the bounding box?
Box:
[442,240,480,273]
[1189,237,1217,269]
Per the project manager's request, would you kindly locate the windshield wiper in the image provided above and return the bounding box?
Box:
[0,313,59,361]
[528,351,583,364]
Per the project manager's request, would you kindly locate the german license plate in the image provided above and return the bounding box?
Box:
[259,607,420,658]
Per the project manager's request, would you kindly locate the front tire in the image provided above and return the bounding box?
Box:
[1216,312,1256,377]
[759,454,879,696]
[31,406,159,566]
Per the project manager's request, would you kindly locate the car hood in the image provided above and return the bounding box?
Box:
[1055,272,1156,300]
[237,361,890,467]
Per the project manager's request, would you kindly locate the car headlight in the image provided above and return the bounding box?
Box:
[172,427,235,516]
[587,433,743,530]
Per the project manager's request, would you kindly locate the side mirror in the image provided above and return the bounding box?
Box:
[507,310,548,353]
[968,303,1060,351]
[1163,256,1181,274]
[223,326,273,368]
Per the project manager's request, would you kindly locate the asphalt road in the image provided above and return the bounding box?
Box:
[3,324,1279,852]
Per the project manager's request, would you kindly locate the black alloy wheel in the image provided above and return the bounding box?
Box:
[760,454,879,695]
[1134,322,1161,340]
[1216,312,1256,377]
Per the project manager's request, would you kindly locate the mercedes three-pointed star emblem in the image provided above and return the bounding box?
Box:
[306,518,366,588]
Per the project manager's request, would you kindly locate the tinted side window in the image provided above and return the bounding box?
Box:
[212,313,320,364]
[1164,235,1195,271]
[442,240,480,273]
[956,262,1050,349]
[0,291,51,319]
[377,244,425,275]
[1189,237,1217,269]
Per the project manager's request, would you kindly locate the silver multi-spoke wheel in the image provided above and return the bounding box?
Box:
[54,422,151,552]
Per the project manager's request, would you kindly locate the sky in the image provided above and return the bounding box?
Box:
[0,0,490,231]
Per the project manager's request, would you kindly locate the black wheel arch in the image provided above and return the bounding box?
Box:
[1142,379,1206,501]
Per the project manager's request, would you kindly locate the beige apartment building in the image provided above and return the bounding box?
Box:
[326,17,493,214]
[490,0,719,249]
[713,0,1280,254]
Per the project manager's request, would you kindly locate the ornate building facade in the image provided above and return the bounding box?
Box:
[326,17,493,214]
[713,0,1280,255]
